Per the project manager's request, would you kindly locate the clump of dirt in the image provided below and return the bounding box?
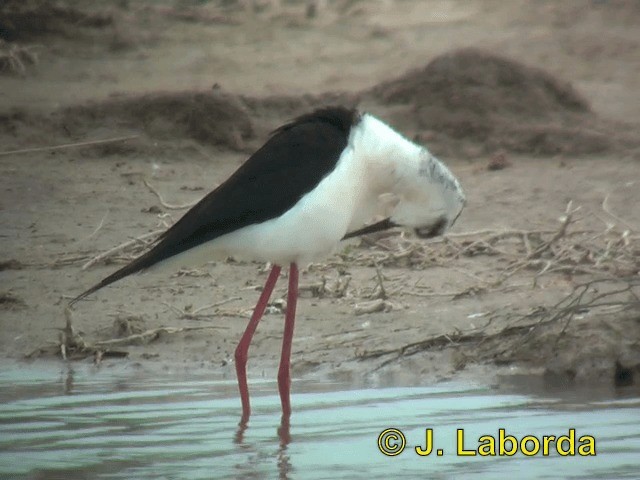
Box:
[369,48,614,156]
[0,0,113,42]
[0,259,24,271]
[0,292,26,310]
[59,90,255,151]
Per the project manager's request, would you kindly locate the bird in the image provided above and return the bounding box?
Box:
[70,106,466,425]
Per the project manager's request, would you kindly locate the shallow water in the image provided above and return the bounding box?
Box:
[0,364,638,480]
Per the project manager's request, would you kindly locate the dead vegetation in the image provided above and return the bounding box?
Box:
[27,307,225,362]
[340,199,639,383]
[359,277,640,362]
[336,201,639,285]
[43,191,639,384]
[0,40,37,76]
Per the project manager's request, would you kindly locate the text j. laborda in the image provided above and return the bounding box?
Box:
[377,428,596,457]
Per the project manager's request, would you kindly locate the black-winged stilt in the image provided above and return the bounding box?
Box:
[70,106,465,424]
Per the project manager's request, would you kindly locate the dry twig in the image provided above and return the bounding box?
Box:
[342,201,638,288]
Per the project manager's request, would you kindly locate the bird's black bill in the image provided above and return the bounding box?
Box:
[343,215,450,241]
[342,218,399,240]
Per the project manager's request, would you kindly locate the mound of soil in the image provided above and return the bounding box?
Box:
[369,48,613,156]
[374,48,589,116]
[240,91,359,137]
[2,47,631,158]
[59,90,254,151]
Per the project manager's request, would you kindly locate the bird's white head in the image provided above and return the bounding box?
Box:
[390,148,466,238]
[352,113,466,239]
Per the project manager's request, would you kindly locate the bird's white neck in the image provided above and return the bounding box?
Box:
[349,113,425,195]
[347,112,465,234]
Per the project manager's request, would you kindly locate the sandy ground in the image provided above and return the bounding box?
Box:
[1,0,639,392]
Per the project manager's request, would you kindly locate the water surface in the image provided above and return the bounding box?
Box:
[0,364,638,479]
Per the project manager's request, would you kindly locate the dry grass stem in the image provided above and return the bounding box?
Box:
[0,135,140,157]
[94,326,224,347]
[162,297,242,319]
[602,194,637,232]
[81,229,164,270]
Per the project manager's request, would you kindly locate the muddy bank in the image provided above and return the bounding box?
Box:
[1,0,639,393]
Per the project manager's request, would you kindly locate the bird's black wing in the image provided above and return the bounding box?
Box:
[70,107,358,304]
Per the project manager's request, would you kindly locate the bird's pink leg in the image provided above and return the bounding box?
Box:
[235,264,281,423]
[278,262,299,419]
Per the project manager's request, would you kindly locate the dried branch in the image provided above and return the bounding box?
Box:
[143,180,199,210]
[357,276,640,369]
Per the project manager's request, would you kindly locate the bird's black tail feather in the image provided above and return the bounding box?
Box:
[69,243,165,306]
